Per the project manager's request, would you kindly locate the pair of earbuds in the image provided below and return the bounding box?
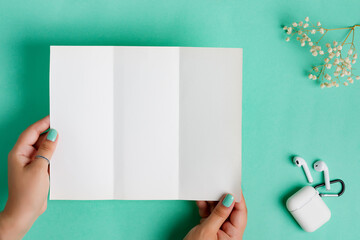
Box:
[293,156,330,190]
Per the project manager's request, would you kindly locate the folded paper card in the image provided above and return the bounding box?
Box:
[50,46,242,200]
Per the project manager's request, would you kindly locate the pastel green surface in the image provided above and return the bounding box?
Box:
[0,0,360,239]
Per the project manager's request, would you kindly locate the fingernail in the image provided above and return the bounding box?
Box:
[47,129,58,142]
[222,194,234,207]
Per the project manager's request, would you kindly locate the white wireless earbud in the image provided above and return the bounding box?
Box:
[314,160,330,190]
[293,156,313,183]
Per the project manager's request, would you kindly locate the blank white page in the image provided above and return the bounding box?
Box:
[113,47,179,199]
[179,48,242,201]
[50,46,114,200]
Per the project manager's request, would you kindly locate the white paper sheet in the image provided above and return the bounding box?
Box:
[50,46,242,201]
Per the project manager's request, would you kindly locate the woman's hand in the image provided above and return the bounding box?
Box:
[0,116,58,240]
[184,192,247,240]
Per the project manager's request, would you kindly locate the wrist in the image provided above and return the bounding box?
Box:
[0,209,28,240]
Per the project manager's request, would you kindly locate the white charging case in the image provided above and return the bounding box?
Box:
[286,186,331,232]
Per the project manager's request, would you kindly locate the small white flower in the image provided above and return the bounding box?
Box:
[345,57,350,63]
[328,48,332,53]
[324,58,330,63]
[329,53,335,59]
[298,30,303,35]
[333,41,338,46]
[341,73,345,77]
[296,37,300,41]
[356,76,360,80]
[302,33,307,38]
[311,29,316,34]
[334,59,340,65]
[320,28,325,34]
[287,27,293,34]
[352,59,356,64]
[320,83,325,88]
[333,48,337,52]
[326,43,331,48]
[344,82,349,86]
[292,22,298,27]
[283,26,288,30]
[305,17,310,22]
[308,74,313,79]
[326,63,332,69]
[309,42,314,46]
[325,74,331,80]
[299,21,303,26]
[336,52,341,57]
[317,21,321,27]
[354,53,358,59]
[348,49,353,55]
[286,37,290,42]
[336,83,339,87]
[340,58,344,63]
[334,72,340,76]
[336,66,341,71]
[350,79,354,84]
[337,45,342,50]
[301,42,306,47]
[316,46,321,51]
[346,71,351,75]
[314,67,319,72]
[319,50,324,55]
[312,51,318,56]
[312,75,317,80]
[304,23,309,28]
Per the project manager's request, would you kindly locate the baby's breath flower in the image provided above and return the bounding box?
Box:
[283,26,288,30]
[286,37,290,42]
[319,50,324,55]
[314,67,319,72]
[353,53,358,59]
[325,74,331,80]
[336,52,341,57]
[296,37,300,41]
[305,17,309,22]
[299,21,303,26]
[326,63,332,69]
[348,49,353,55]
[320,83,325,88]
[292,22,298,27]
[320,28,325,34]
[356,76,360,80]
[298,30,303,35]
[311,29,316,34]
[333,41,338,46]
[337,45,342,51]
[312,75,317,80]
[329,53,335,59]
[326,43,331,48]
[352,59,356,64]
[304,23,309,28]
[287,27,292,34]
[336,66,341,71]
[312,51,318,56]
[324,58,330,63]
[334,72,340,77]
[309,42,313,46]
[344,82,349,86]
[308,74,313,79]
[301,42,306,47]
[328,48,332,53]
[317,21,321,27]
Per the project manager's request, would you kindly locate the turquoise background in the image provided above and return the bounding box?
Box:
[1,0,360,239]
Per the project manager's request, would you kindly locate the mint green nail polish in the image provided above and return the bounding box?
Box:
[222,194,234,207]
[47,129,58,142]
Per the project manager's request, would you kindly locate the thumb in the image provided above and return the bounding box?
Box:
[31,129,58,170]
[202,194,235,232]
